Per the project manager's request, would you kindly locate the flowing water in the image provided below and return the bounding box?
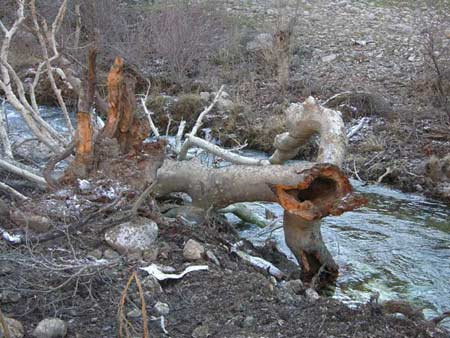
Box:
[4,104,450,325]
[212,149,450,325]
[235,178,450,324]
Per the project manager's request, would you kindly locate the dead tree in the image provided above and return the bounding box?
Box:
[0,2,365,282]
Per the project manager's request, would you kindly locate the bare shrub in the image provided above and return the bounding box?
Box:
[148,1,226,82]
[418,7,450,120]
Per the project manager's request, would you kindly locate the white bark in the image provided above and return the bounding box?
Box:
[31,0,73,134]
[186,135,270,166]
[141,97,160,138]
[0,0,68,152]
[0,158,46,187]
[270,96,347,166]
[177,85,224,160]
[0,99,13,159]
[0,181,28,201]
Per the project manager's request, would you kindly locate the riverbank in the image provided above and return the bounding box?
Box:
[1,202,448,337]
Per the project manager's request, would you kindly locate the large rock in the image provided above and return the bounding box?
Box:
[183,239,205,261]
[105,217,159,254]
[0,316,24,338]
[32,318,67,338]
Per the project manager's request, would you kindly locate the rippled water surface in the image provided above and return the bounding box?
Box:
[236,181,450,323]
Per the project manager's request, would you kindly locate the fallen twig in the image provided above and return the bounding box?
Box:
[118,271,149,338]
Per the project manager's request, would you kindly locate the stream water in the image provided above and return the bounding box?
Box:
[4,104,450,326]
[234,176,450,324]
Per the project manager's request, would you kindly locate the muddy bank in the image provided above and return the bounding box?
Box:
[1,199,448,338]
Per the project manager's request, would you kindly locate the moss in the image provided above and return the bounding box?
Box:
[172,94,204,121]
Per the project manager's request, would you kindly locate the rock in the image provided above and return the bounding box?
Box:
[10,211,51,233]
[0,316,24,338]
[183,239,205,261]
[206,250,220,266]
[142,245,159,262]
[217,97,234,112]
[282,279,304,294]
[192,324,209,338]
[199,92,210,101]
[242,316,256,328]
[305,288,320,302]
[126,308,141,318]
[154,301,170,316]
[103,249,120,260]
[0,290,22,303]
[246,33,273,52]
[32,318,67,338]
[105,217,158,254]
[164,206,205,224]
[321,54,337,63]
[141,276,163,294]
[87,249,103,260]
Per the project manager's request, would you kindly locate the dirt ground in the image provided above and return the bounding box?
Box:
[1,207,449,338]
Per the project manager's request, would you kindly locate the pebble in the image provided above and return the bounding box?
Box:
[242,316,256,328]
[154,301,170,316]
[141,276,163,294]
[321,54,337,63]
[192,324,209,338]
[0,290,22,303]
[32,318,67,338]
[183,239,205,261]
[0,316,24,338]
[283,279,304,294]
[305,288,320,302]
[206,250,220,266]
[103,249,120,260]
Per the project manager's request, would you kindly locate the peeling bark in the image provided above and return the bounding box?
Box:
[270,97,347,166]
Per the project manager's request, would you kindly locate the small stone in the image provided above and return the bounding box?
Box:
[105,217,158,254]
[199,92,210,101]
[127,308,141,318]
[127,251,142,261]
[321,54,337,63]
[242,316,256,328]
[0,290,22,303]
[0,265,13,275]
[103,249,120,260]
[154,301,170,316]
[305,288,320,302]
[142,246,159,262]
[183,239,205,261]
[206,250,220,266]
[87,249,103,260]
[32,318,67,338]
[415,184,424,192]
[192,324,209,338]
[283,280,303,294]
[217,97,234,112]
[269,276,277,286]
[141,276,163,294]
[0,317,24,338]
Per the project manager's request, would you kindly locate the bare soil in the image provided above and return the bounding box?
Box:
[1,207,449,338]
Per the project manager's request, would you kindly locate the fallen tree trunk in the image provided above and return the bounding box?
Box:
[155,159,365,281]
[155,161,361,219]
